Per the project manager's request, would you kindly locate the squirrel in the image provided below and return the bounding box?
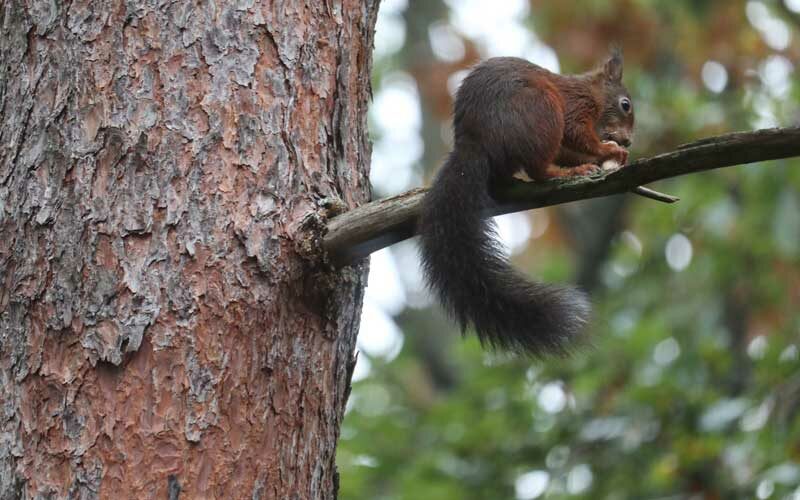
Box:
[418,50,635,357]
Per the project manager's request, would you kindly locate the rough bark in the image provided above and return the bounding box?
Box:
[0,1,378,498]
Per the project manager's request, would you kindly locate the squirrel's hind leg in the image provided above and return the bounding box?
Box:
[542,163,601,178]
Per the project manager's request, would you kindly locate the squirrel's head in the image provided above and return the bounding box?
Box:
[593,48,635,149]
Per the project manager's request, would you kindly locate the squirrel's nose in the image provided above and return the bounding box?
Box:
[618,137,632,148]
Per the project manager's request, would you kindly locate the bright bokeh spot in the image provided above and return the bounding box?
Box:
[665,233,692,271]
[538,382,567,414]
[515,470,549,500]
[701,60,728,93]
[494,213,532,257]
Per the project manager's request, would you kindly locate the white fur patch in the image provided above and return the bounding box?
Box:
[513,170,534,182]
[602,159,621,171]
[601,140,621,171]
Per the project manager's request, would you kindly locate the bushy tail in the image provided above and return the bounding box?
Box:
[417,147,591,357]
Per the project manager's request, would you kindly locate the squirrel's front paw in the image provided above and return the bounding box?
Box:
[601,141,628,165]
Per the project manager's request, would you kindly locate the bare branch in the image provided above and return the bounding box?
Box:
[324,127,800,266]
[631,186,680,203]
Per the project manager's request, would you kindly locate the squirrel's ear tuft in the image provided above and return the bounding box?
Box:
[604,46,623,82]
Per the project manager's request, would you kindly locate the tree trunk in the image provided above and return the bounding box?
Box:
[0,1,377,498]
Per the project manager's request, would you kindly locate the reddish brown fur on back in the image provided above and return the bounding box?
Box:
[452,55,633,182]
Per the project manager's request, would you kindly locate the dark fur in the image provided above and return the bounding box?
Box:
[418,53,634,356]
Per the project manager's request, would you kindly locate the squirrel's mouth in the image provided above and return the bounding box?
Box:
[602,134,632,149]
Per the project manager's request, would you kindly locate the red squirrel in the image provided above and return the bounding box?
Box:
[418,50,635,356]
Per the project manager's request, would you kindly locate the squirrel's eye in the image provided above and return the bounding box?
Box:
[619,97,632,113]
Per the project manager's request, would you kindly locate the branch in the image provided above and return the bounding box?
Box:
[631,186,680,203]
[324,127,800,266]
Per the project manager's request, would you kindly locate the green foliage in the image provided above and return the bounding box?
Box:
[341,1,800,498]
